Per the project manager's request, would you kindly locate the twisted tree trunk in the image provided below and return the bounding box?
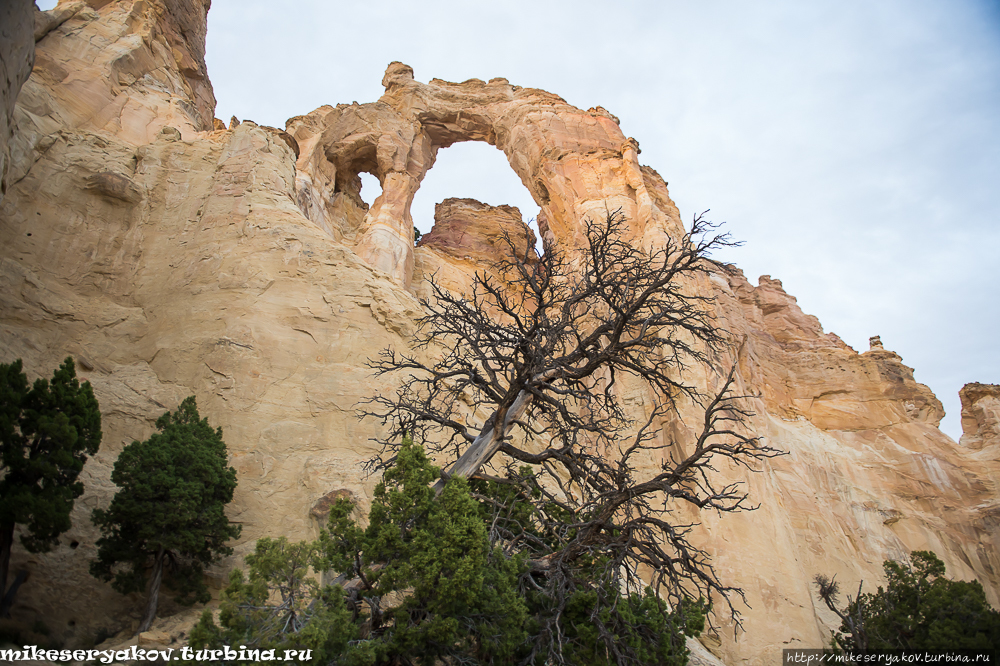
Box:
[137,546,166,634]
[432,386,537,493]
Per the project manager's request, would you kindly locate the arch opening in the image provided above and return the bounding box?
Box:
[412,142,542,252]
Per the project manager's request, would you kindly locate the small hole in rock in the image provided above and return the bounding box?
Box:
[358,172,382,209]
[70,540,79,549]
[26,233,31,236]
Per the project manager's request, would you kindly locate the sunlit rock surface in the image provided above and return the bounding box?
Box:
[960,383,1000,451]
[0,2,997,662]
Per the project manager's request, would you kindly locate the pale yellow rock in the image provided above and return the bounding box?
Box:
[957,384,1000,521]
[7,0,216,194]
[0,3,997,663]
[137,630,170,646]
[959,383,1000,450]
[0,88,421,638]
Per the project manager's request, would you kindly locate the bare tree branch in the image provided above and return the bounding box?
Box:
[359,210,785,661]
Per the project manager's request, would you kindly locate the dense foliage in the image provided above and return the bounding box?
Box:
[91,396,240,632]
[467,472,705,666]
[0,357,101,615]
[190,536,358,663]
[817,550,1000,651]
[192,440,703,665]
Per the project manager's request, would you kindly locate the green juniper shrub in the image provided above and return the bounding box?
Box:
[821,550,1000,651]
[551,587,704,666]
[194,439,705,665]
[193,439,528,665]
[189,536,357,664]
[337,440,529,664]
[0,357,101,616]
[469,469,705,666]
[91,396,240,633]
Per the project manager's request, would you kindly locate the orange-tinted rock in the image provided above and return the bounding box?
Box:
[960,383,1000,450]
[692,265,998,659]
[289,62,684,285]
[418,198,537,266]
[725,270,945,430]
[310,488,355,523]
[288,100,434,285]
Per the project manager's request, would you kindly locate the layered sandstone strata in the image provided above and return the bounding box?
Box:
[960,383,1000,450]
[957,383,1000,498]
[0,2,997,663]
[289,62,681,287]
[688,272,999,658]
[417,197,537,264]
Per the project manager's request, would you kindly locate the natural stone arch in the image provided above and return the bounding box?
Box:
[288,100,436,286]
[289,62,687,287]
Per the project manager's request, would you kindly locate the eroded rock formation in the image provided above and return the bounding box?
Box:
[694,272,997,657]
[0,2,997,662]
[960,383,1000,453]
[289,61,681,287]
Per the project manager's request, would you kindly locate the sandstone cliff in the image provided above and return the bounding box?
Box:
[0,0,35,200]
[0,2,997,663]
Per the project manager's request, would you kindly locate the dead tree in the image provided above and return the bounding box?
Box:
[360,210,783,661]
[815,574,869,651]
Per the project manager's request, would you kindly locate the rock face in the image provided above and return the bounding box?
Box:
[418,198,537,265]
[7,0,216,205]
[289,62,680,287]
[956,384,1000,546]
[692,273,998,658]
[960,383,1000,452]
[0,2,997,662]
[0,0,35,200]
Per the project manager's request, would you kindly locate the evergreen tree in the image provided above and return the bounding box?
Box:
[91,396,240,633]
[0,357,101,616]
[192,440,702,665]
[467,471,704,666]
[189,536,358,664]
[817,550,1000,651]
[193,439,529,665]
[332,440,529,664]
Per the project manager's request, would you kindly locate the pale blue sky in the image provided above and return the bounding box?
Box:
[35,0,1000,440]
